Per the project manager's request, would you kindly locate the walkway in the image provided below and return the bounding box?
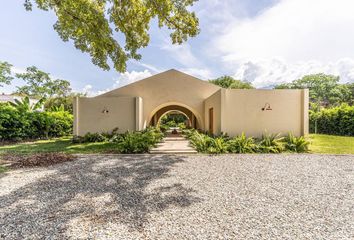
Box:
[150,132,197,154]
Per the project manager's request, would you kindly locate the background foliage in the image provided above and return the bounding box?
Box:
[209,76,254,89]
[309,104,354,136]
[0,103,72,141]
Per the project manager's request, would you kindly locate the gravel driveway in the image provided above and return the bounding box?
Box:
[1,154,353,239]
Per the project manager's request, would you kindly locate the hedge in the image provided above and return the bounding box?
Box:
[0,104,73,141]
[310,104,354,136]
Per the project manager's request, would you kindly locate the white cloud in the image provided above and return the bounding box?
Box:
[161,42,201,67]
[216,0,354,62]
[113,70,152,88]
[81,70,153,97]
[209,0,354,87]
[179,67,213,80]
[130,61,163,73]
[233,58,354,88]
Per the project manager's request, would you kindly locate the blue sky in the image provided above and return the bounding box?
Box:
[1,0,354,95]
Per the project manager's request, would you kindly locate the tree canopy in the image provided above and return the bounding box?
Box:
[16,66,71,99]
[209,76,254,89]
[0,61,13,87]
[274,73,353,106]
[23,0,200,72]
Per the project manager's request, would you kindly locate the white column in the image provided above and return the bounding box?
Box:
[135,97,143,131]
[73,97,80,136]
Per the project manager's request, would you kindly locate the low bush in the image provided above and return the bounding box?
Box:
[284,133,309,153]
[228,133,256,153]
[116,128,163,154]
[185,130,309,154]
[116,131,151,153]
[72,127,163,154]
[189,130,213,153]
[257,133,284,153]
[208,137,229,154]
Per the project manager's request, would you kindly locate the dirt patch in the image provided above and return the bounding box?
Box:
[1,153,76,168]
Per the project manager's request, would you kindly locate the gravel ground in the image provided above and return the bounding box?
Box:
[0,154,353,239]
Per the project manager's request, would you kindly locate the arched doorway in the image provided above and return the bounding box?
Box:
[149,105,199,129]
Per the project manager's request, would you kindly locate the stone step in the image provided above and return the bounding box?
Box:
[150,135,196,154]
[150,149,197,154]
[163,137,186,141]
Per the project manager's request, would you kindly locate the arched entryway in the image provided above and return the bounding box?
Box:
[149,104,199,129]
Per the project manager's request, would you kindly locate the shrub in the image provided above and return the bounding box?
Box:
[228,133,256,153]
[142,127,164,145]
[189,130,213,153]
[72,127,163,154]
[310,104,354,136]
[116,131,151,153]
[207,137,228,154]
[0,104,73,141]
[257,133,284,153]
[284,133,309,153]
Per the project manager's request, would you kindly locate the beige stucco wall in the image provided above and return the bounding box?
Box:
[73,96,137,136]
[204,89,222,134]
[98,69,220,130]
[221,89,308,137]
[73,70,308,137]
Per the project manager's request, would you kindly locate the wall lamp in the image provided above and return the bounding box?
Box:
[262,103,272,111]
[102,107,109,114]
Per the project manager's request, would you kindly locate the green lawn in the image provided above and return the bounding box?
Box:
[308,134,354,154]
[0,137,119,155]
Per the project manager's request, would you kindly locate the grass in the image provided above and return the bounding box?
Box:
[0,134,353,157]
[308,134,354,154]
[0,137,119,155]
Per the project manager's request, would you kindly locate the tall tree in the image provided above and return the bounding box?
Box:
[44,92,86,113]
[0,61,13,87]
[16,66,71,98]
[209,76,254,89]
[23,0,200,72]
[275,73,353,107]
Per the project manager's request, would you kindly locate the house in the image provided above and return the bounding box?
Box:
[73,69,308,137]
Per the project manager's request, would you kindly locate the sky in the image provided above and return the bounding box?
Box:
[1,0,354,96]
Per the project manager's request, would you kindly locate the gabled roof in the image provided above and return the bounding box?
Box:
[97,69,220,98]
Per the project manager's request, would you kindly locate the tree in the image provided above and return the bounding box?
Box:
[0,61,13,87]
[9,96,45,112]
[15,66,71,98]
[44,92,86,113]
[209,76,254,89]
[274,73,353,107]
[23,0,200,72]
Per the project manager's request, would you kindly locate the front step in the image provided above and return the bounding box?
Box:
[150,150,197,154]
[150,135,197,154]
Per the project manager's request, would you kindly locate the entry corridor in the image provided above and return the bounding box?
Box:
[150,132,197,154]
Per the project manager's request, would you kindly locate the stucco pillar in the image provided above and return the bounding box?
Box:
[135,97,143,131]
[301,89,309,136]
[73,97,80,136]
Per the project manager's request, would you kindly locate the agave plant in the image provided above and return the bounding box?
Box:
[284,132,309,153]
[10,96,45,112]
[228,133,256,153]
[257,132,284,153]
